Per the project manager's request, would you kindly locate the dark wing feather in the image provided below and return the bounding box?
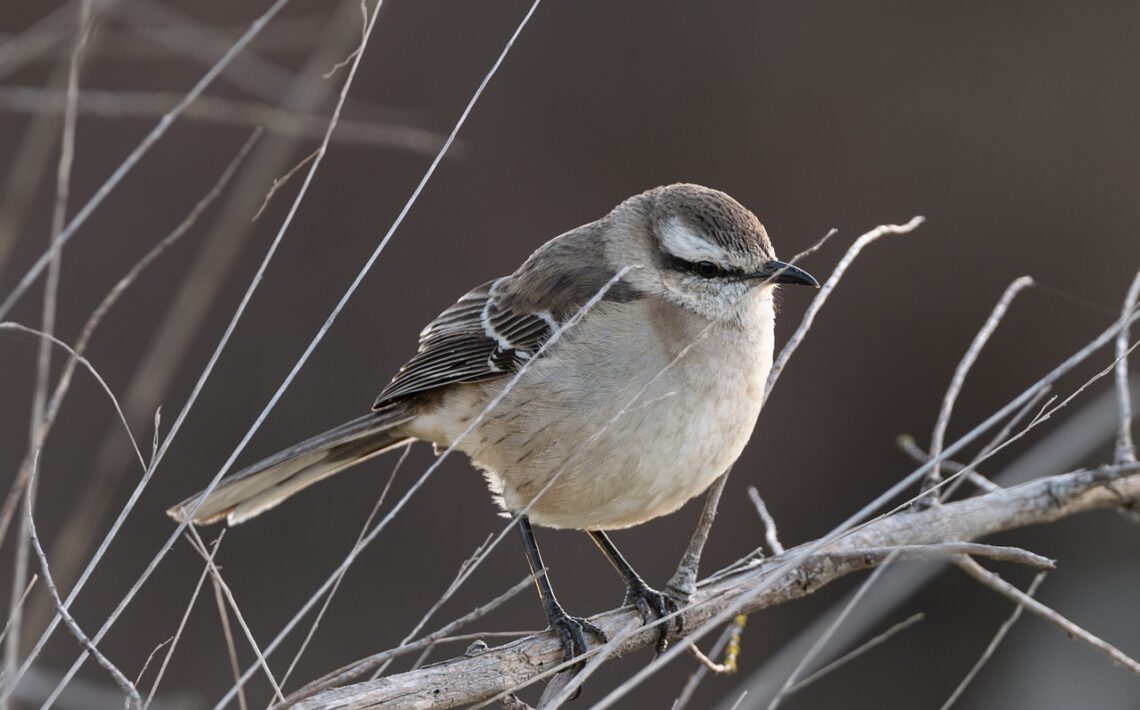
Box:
[373,278,557,407]
[373,220,644,409]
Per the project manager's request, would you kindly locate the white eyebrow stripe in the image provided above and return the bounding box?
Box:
[660,216,731,264]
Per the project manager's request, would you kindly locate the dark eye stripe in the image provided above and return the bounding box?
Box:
[666,255,740,279]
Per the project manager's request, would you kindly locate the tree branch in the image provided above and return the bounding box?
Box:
[294,462,1140,709]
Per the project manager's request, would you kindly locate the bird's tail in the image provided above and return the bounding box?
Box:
[167,407,414,526]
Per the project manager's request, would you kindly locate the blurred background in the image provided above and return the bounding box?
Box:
[1,1,1138,708]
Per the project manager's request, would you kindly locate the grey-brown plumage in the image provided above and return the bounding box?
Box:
[167,183,817,662]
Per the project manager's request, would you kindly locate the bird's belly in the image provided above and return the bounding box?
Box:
[475,336,770,529]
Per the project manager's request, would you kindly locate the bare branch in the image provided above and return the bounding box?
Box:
[897,436,1001,494]
[764,216,925,403]
[294,463,1140,708]
[668,471,728,601]
[24,459,141,709]
[281,444,412,688]
[0,576,37,649]
[687,616,746,676]
[956,556,1140,676]
[925,276,1035,491]
[769,551,901,709]
[747,486,785,554]
[1115,270,1140,464]
[184,528,284,702]
[787,613,925,695]
[7,0,93,686]
[145,533,221,708]
[941,572,1046,709]
[673,620,743,709]
[0,88,450,153]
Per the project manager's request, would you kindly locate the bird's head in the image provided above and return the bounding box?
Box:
[607,183,818,320]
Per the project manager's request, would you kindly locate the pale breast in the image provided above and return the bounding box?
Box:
[445,295,776,530]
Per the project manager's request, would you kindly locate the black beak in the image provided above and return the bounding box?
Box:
[750,260,819,288]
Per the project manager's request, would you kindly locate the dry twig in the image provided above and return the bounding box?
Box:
[185,528,285,703]
[924,277,1034,492]
[786,612,925,695]
[940,572,1046,709]
[747,486,785,554]
[24,460,141,709]
[1115,270,1140,464]
[955,557,1140,676]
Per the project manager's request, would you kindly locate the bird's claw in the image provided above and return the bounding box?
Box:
[549,608,608,666]
[624,581,683,654]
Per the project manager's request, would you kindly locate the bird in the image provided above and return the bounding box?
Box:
[168,183,818,664]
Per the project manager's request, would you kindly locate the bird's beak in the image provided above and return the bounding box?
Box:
[749,260,820,288]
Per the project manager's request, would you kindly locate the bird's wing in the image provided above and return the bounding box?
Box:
[373,222,644,408]
[373,278,557,406]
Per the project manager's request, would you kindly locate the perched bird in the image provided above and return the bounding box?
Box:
[169,183,817,662]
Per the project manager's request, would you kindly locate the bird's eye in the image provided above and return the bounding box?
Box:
[694,261,721,278]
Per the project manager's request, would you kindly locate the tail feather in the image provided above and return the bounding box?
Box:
[168,408,413,526]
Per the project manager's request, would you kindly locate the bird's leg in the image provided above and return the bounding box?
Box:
[517,515,608,666]
[588,530,683,653]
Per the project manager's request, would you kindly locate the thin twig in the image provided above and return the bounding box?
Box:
[280,444,412,688]
[7,0,92,687]
[940,385,1057,503]
[145,533,222,708]
[925,276,1035,492]
[184,528,284,703]
[0,576,38,649]
[132,637,172,690]
[1114,270,1140,464]
[956,556,1140,676]
[252,148,319,220]
[841,544,1053,570]
[0,324,146,470]
[24,457,141,709]
[0,88,449,153]
[897,436,1001,494]
[673,621,743,710]
[764,217,925,405]
[769,551,901,709]
[747,486,785,554]
[787,612,925,694]
[374,530,496,679]
[210,564,248,710]
[668,471,728,601]
[941,572,1046,709]
[688,616,746,674]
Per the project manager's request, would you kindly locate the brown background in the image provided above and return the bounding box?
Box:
[1,1,1139,708]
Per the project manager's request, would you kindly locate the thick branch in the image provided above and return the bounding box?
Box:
[296,464,1140,709]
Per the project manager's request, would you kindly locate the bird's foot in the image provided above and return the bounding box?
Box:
[547,605,608,666]
[624,580,683,654]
